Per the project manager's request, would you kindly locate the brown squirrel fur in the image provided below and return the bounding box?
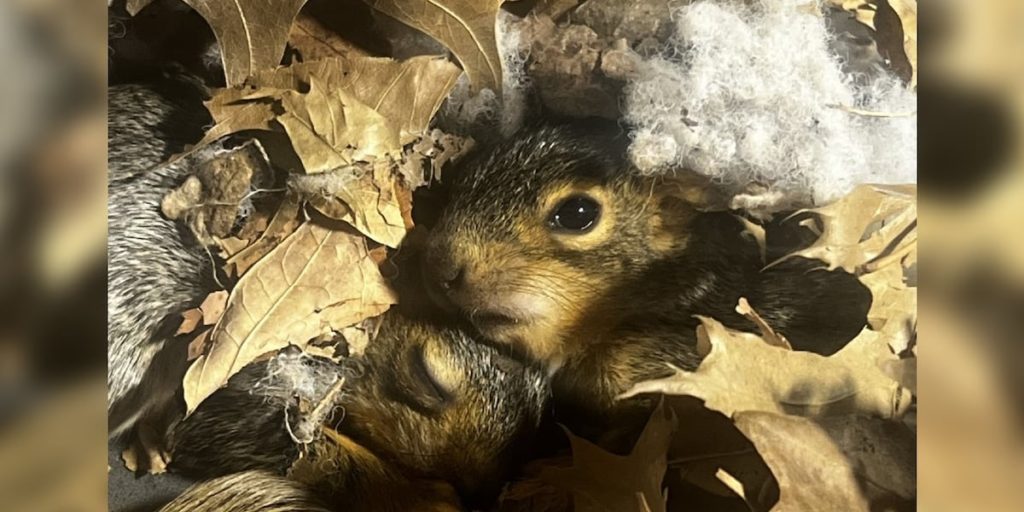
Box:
[421,122,872,437]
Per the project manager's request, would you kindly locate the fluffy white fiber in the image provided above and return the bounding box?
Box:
[438,10,531,137]
[624,0,916,208]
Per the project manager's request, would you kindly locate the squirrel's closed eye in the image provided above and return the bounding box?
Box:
[549,195,600,232]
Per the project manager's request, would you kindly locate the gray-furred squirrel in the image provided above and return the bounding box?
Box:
[108,73,549,510]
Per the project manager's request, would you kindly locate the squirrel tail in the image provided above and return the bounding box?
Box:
[159,471,331,512]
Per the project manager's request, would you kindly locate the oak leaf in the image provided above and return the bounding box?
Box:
[542,402,673,512]
[364,0,506,92]
[180,0,309,86]
[183,222,397,412]
[251,56,462,144]
[733,412,871,512]
[769,184,916,274]
[621,317,912,419]
[274,76,401,172]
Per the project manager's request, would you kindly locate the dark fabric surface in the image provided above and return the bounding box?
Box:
[108,439,195,512]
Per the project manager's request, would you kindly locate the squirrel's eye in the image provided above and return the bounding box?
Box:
[549,195,600,232]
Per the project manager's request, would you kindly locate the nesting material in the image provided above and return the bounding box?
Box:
[254,349,343,404]
[623,0,916,208]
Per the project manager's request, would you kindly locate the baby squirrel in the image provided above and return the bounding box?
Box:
[422,122,871,434]
[167,309,548,510]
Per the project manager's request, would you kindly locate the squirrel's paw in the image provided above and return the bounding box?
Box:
[120,422,171,475]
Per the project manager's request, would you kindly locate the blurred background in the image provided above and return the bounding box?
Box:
[0,0,106,511]
[0,0,1019,510]
[918,0,1024,510]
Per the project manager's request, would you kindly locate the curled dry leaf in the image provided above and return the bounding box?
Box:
[733,412,871,512]
[196,56,460,163]
[227,193,303,277]
[826,0,917,87]
[364,0,505,92]
[621,317,912,419]
[199,290,230,325]
[183,222,397,412]
[176,308,204,336]
[860,263,916,353]
[542,402,673,512]
[769,184,916,274]
[293,162,409,248]
[179,0,309,86]
[271,76,401,172]
[253,56,462,144]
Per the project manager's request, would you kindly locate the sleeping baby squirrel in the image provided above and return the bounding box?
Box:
[421,122,871,435]
[167,309,548,511]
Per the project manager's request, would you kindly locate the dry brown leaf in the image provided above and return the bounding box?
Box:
[827,1,917,87]
[816,414,916,505]
[295,162,409,247]
[193,90,280,153]
[859,263,916,353]
[199,290,230,325]
[621,317,912,419]
[769,184,916,274]
[178,0,309,86]
[365,0,505,92]
[734,412,871,512]
[227,194,303,277]
[288,12,373,62]
[273,77,401,172]
[186,329,212,361]
[252,56,462,144]
[176,308,204,336]
[196,56,459,159]
[542,402,673,512]
[183,222,397,412]
[338,315,385,357]
[215,236,251,258]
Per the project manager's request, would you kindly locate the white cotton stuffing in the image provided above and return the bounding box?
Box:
[623,0,917,207]
[255,350,341,404]
[437,10,531,137]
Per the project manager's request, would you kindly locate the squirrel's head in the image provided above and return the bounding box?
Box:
[422,123,711,365]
